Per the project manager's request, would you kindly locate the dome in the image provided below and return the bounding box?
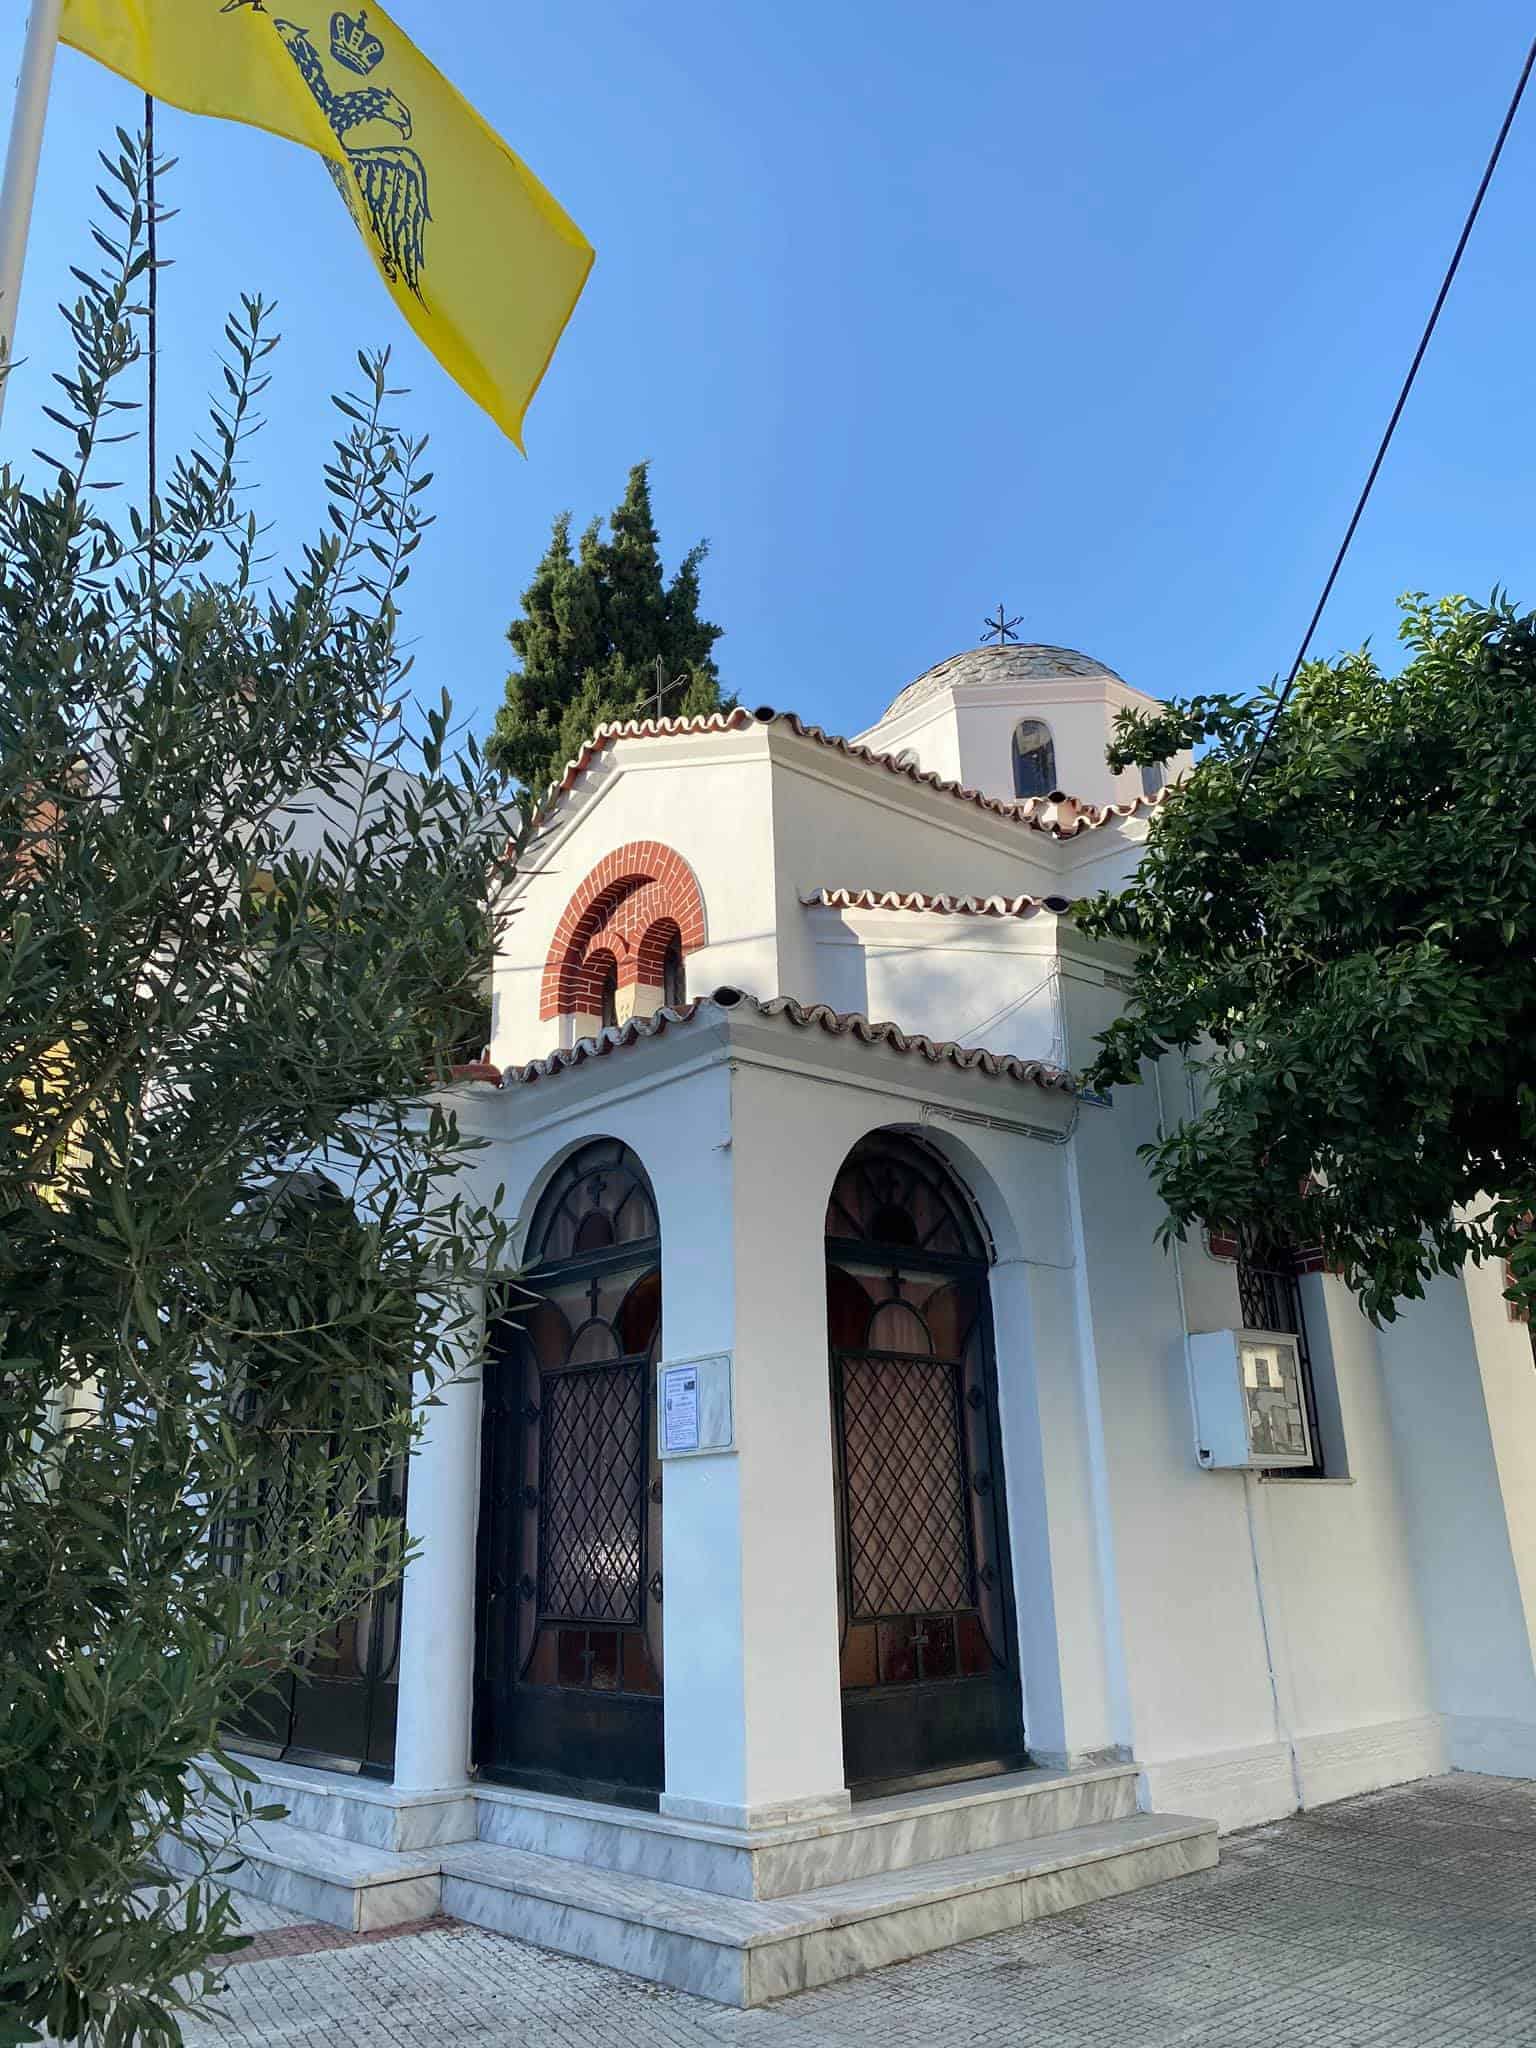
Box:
[879,643,1127,724]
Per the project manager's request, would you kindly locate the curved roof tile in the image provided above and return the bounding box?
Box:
[525,704,1164,841]
[505,987,1076,1095]
[801,887,1075,918]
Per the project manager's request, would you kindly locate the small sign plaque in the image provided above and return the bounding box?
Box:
[657,1353,733,1457]
[660,1364,701,1454]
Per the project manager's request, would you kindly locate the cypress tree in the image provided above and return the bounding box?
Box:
[486,463,731,800]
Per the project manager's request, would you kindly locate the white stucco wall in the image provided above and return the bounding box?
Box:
[805,905,1066,1063]
[1377,1271,1536,1779]
[493,723,1149,1071]
[1056,978,1448,1829]
[492,732,781,1068]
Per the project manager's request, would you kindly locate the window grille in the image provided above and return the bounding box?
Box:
[1237,1228,1325,1477]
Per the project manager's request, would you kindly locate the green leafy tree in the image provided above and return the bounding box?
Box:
[0,134,508,2044]
[486,462,731,800]
[1078,592,1536,1325]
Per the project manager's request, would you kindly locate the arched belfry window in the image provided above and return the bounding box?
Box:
[661,931,687,1010]
[1011,719,1057,800]
[476,1138,664,1800]
[1141,761,1166,800]
[586,950,619,1031]
[824,1132,1024,1789]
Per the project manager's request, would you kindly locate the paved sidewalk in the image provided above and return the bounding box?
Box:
[187,1774,1536,2047]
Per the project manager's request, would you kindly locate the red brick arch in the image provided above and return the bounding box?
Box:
[540,842,706,1022]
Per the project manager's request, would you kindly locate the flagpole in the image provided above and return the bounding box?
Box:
[145,93,158,607]
[0,0,63,431]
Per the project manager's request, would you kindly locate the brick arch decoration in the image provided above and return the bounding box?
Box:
[540,842,707,1023]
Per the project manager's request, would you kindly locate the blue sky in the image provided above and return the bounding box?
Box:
[5,1,1536,762]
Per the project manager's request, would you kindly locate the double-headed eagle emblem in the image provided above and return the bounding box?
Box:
[273,11,431,300]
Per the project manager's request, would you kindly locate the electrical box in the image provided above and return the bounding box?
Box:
[1188,1329,1313,1470]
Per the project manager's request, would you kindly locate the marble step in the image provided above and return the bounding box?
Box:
[159,1814,443,1933]
[473,1761,1142,1898]
[441,1808,1218,2006]
[207,1752,478,1853]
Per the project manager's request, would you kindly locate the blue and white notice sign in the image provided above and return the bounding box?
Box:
[661,1363,700,1454]
[657,1353,733,1458]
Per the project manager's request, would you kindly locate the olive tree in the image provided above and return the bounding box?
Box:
[0,134,508,2044]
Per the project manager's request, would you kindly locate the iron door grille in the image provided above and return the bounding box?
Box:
[837,1350,974,1622]
[537,1359,646,1627]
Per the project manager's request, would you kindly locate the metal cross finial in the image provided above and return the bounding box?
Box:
[981,604,1023,647]
[646,655,690,723]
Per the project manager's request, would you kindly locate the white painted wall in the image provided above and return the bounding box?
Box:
[493,722,1149,1070]
[1377,1271,1536,1778]
[493,732,781,1067]
[1055,974,1450,1829]
[805,905,1066,1062]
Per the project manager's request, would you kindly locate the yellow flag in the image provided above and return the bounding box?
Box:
[60,2,594,448]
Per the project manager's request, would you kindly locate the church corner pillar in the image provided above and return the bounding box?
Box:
[990,1131,1131,1771]
[392,1281,485,1795]
[656,1059,848,1829]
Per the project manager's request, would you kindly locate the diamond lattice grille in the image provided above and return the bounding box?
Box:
[539,1362,645,1624]
[841,1353,972,1619]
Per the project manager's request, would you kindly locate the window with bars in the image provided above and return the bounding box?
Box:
[1236,1229,1327,1478]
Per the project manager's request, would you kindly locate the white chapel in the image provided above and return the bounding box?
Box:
[202,641,1536,2005]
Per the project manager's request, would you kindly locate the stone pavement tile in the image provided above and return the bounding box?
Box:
[226,1896,318,1936]
[1167,2015,1514,2048]
[187,1926,741,2048]
[1160,1978,1513,2047]
[1209,1950,1507,2023]
[1432,1975,1536,2034]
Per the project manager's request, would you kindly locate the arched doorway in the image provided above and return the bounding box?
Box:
[825,1132,1024,1791]
[475,1139,664,1804]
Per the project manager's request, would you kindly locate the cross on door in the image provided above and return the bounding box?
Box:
[910,1621,932,1679]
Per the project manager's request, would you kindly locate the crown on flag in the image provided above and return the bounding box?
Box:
[330,9,385,74]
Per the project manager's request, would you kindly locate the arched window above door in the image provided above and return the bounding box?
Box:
[1011,719,1057,800]
[826,1132,991,1264]
[526,1137,659,1264]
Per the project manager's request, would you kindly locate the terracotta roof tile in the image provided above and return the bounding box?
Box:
[503,987,1075,1095]
[525,705,1165,841]
[801,887,1074,918]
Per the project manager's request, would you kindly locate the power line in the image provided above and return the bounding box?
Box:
[1241,33,1536,793]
